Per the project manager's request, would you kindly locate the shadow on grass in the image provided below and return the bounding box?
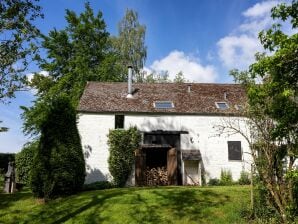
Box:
[0,189,33,209]
[127,187,231,223]
[0,186,236,224]
[22,190,126,224]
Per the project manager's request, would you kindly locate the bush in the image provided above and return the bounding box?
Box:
[220,169,233,185]
[30,95,85,199]
[252,175,279,221]
[108,127,141,187]
[208,178,220,186]
[0,153,15,173]
[15,141,37,185]
[238,171,250,185]
[83,181,113,191]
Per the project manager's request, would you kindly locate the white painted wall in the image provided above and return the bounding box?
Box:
[77,113,252,184]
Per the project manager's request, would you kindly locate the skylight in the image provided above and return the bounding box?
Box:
[215,102,229,110]
[154,101,174,109]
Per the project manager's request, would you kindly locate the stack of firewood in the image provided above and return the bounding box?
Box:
[146,166,168,186]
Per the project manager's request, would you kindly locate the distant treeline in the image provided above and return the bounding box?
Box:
[0,153,15,173]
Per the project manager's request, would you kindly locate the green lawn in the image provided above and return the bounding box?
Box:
[0,186,250,224]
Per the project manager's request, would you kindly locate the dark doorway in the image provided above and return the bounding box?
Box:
[140,131,182,185]
[146,148,167,169]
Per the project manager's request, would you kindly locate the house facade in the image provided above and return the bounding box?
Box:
[77,80,252,185]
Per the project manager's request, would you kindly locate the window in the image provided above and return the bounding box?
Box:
[215,102,229,110]
[154,101,174,109]
[115,115,124,129]
[228,141,242,161]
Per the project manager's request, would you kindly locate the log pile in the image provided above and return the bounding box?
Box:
[146,166,168,186]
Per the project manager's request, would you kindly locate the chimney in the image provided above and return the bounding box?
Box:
[127,65,133,99]
[224,92,227,100]
[187,84,192,93]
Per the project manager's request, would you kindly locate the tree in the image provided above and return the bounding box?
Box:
[30,95,85,199]
[0,121,8,132]
[219,1,297,222]
[0,0,42,102]
[113,9,147,82]
[144,70,170,83]
[22,3,124,135]
[173,71,186,83]
[37,3,123,103]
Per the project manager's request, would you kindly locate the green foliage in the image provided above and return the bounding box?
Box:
[113,9,147,80]
[238,171,250,185]
[0,153,15,173]
[22,3,125,136]
[0,0,42,102]
[144,70,170,83]
[230,1,298,221]
[174,71,186,83]
[208,178,220,186]
[0,121,8,132]
[82,181,113,191]
[30,95,85,199]
[108,127,141,187]
[15,141,37,185]
[252,176,279,221]
[220,169,233,186]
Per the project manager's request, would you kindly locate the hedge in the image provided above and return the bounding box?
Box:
[15,141,37,184]
[108,127,141,187]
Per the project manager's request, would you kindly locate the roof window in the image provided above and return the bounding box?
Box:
[154,101,174,109]
[215,102,229,110]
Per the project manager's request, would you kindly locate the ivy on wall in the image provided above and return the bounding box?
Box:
[108,127,141,187]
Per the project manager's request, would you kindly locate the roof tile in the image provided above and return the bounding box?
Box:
[78,82,246,115]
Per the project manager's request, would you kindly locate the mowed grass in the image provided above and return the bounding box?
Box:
[0,186,250,224]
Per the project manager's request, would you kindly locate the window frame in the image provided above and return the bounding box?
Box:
[115,114,124,129]
[227,141,242,161]
[215,102,229,110]
[154,101,174,109]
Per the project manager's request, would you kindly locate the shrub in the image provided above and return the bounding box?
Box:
[83,181,113,191]
[108,127,141,187]
[15,141,37,185]
[238,171,250,185]
[208,178,220,186]
[30,95,85,199]
[220,169,233,185]
[252,175,278,221]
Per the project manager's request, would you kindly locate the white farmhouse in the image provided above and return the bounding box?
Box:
[77,73,251,186]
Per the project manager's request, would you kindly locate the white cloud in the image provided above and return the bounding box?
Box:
[242,1,278,18]
[149,50,217,83]
[217,35,262,69]
[217,1,282,70]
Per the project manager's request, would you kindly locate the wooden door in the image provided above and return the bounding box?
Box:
[167,148,177,185]
[135,148,146,186]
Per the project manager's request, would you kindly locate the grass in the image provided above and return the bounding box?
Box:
[0,186,250,224]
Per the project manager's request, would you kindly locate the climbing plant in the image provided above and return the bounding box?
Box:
[108,127,141,187]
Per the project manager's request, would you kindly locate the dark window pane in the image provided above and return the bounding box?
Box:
[115,115,124,129]
[216,102,229,109]
[228,141,242,160]
[154,101,174,109]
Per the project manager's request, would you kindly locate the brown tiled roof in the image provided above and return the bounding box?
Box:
[78,82,246,115]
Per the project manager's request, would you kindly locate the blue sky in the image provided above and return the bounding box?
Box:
[0,0,286,153]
